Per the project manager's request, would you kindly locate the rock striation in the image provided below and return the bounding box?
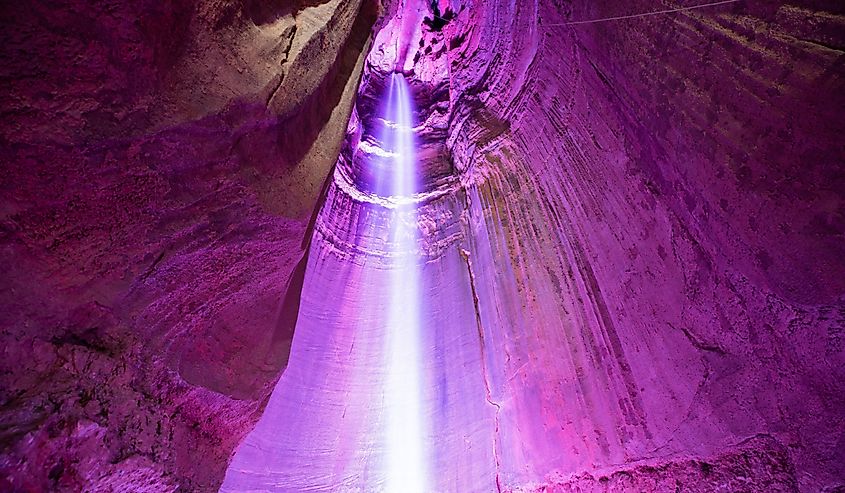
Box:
[226,0,844,491]
[443,1,845,491]
[1,0,844,492]
[0,0,376,490]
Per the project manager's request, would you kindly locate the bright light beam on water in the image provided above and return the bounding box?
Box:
[382,72,428,493]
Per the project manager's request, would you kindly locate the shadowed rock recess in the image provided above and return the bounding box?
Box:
[1,0,843,492]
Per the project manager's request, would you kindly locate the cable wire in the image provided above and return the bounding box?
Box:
[538,0,741,27]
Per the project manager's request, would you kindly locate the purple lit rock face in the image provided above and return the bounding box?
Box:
[224,0,845,491]
[0,0,377,490]
[1,0,844,492]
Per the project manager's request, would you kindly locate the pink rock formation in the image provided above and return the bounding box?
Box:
[0,0,376,490]
[1,0,843,492]
[223,1,844,492]
[440,2,844,491]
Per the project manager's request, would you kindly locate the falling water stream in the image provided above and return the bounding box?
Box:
[382,73,428,492]
[218,70,497,492]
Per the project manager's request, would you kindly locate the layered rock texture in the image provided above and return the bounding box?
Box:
[2,0,844,492]
[223,0,845,492]
[0,0,376,490]
[442,0,845,491]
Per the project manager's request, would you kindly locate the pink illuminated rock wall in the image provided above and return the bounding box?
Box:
[1,0,843,491]
[0,0,376,490]
[443,0,845,491]
[224,1,843,492]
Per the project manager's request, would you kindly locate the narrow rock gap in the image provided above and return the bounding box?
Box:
[459,246,504,493]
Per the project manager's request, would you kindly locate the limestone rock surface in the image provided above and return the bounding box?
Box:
[0,0,376,490]
[225,0,844,492]
[2,0,844,492]
[445,1,845,491]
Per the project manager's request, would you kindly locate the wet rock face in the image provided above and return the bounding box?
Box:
[338,4,453,200]
[442,0,844,491]
[223,1,843,492]
[1,0,843,492]
[0,0,376,490]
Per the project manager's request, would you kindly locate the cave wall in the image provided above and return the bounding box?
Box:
[221,1,843,492]
[1,0,843,491]
[445,0,844,490]
[0,0,376,490]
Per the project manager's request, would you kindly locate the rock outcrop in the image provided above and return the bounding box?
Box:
[0,0,376,490]
[1,0,843,492]
[225,1,844,491]
[445,1,844,491]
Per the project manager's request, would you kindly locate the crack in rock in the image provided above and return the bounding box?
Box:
[459,246,503,493]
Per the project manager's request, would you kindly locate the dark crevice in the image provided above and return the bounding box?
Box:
[50,330,114,357]
[139,250,167,282]
[265,25,299,108]
[674,323,728,355]
[794,36,844,53]
[458,245,503,493]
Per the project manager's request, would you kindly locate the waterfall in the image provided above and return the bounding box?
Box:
[382,73,428,492]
